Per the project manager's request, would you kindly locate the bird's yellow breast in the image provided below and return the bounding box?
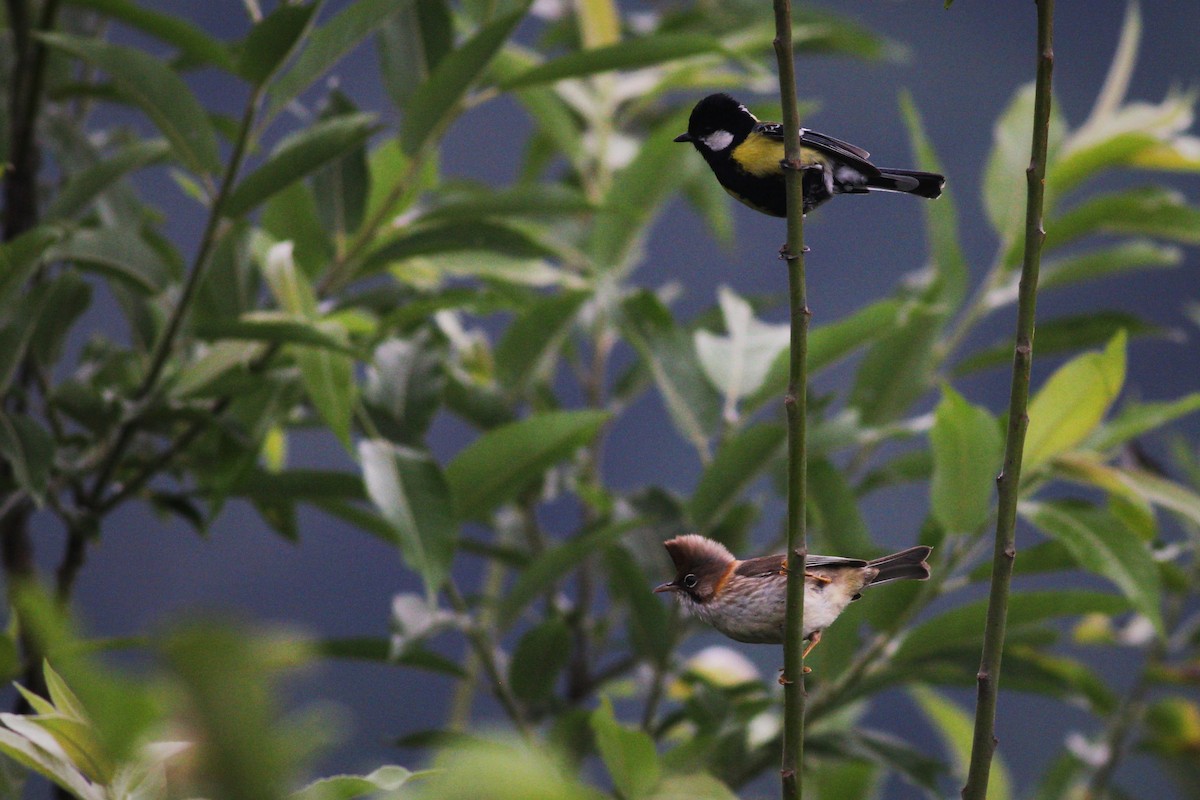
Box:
[731,134,826,177]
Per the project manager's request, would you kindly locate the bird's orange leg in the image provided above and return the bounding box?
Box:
[805,571,832,585]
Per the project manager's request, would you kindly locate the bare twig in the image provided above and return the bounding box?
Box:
[961,2,1055,797]
[771,1,809,798]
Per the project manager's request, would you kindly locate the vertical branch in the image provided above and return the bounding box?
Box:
[772,1,809,798]
[961,1,1054,798]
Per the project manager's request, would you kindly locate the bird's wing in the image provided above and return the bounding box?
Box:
[757,122,877,170]
[735,552,870,578]
[734,554,787,578]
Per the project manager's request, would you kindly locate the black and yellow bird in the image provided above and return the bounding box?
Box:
[675,93,945,216]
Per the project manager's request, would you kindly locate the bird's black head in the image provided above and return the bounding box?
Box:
[674,93,757,156]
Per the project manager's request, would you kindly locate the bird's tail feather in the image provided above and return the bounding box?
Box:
[867,545,932,585]
[867,169,944,199]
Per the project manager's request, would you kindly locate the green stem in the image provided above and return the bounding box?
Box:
[772,1,809,798]
[961,2,1054,797]
[445,580,532,738]
[84,86,264,509]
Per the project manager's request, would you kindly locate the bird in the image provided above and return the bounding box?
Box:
[674,93,945,216]
[654,534,932,660]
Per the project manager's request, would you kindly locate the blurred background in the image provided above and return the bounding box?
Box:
[9,0,1199,797]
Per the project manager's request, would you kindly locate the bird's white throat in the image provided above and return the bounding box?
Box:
[701,129,735,152]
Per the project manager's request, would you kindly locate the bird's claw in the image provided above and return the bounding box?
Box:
[805,571,832,585]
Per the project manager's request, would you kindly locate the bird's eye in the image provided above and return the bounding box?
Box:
[683,574,698,589]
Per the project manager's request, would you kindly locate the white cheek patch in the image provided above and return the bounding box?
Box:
[701,129,735,152]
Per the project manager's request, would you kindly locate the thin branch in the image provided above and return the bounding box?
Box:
[445,580,532,738]
[961,2,1054,798]
[84,86,265,510]
[772,1,809,798]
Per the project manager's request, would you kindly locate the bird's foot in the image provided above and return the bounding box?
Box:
[805,571,832,585]
[779,159,818,172]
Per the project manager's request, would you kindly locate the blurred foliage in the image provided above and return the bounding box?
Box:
[1,0,1200,798]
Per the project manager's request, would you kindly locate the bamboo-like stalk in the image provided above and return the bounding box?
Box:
[771,1,809,798]
[961,1,1055,797]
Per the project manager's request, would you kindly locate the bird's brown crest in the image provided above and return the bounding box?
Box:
[663,534,733,572]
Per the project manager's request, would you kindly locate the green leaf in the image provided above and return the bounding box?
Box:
[27,274,92,368]
[808,459,874,555]
[497,519,640,627]
[39,33,221,177]
[911,687,1012,800]
[953,311,1157,376]
[424,184,593,222]
[808,762,878,800]
[360,441,458,596]
[604,545,670,663]
[1021,500,1163,637]
[849,303,941,426]
[900,91,967,309]
[620,291,720,460]
[1055,455,1200,531]
[235,3,316,86]
[591,697,660,800]
[1024,330,1126,471]
[262,241,318,317]
[1039,239,1181,291]
[0,227,58,315]
[295,327,357,449]
[1048,187,1200,250]
[501,32,723,90]
[647,774,739,800]
[495,290,589,391]
[194,314,356,353]
[67,0,235,70]
[47,227,171,293]
[291,766,414,800]
[400,7,528,155]
[930,386,1002,534]
[45,138,171,221]
[1089,393,1200,452]
[444,410,609,521]
[687,423,784,534]
[747,298,903,414]
[267,0,415,119]
[0,413,55,505]
[508,618,571,703]
[363,219,558,273]
[694,287,790,414]
[895,590,1130,663]
[312,92,372,238]
[982,83,1064,238]
[224,113,379,218]
[364,335,446,445]
[376,0,452,110]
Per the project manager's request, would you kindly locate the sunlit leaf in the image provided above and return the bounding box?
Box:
[695,287,790,418]
[291,766,415,800]
[1048,187,1200,250]
[1024,330,1126,472]
[1088,393,1200,452]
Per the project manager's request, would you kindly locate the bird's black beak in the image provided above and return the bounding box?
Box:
[673,133,692,143]
[653,581,678,593]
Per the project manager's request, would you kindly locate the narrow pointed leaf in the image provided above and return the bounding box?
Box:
[400,7,529,155]
[1020,500,1163,637]
[67,0,235,70]
[235,3,316,86]
[45,139,171,221]
[224,114,379,218]
[1024,331,1126,471]
[39,33,221,177]
[444,410,609,521]
[912,688,1012,800]
[688,423,784,533]
[591,698,660,800]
